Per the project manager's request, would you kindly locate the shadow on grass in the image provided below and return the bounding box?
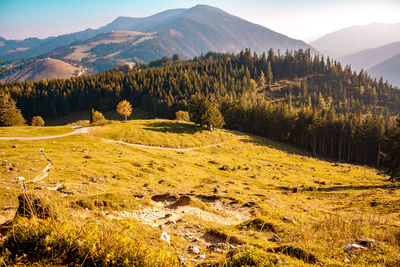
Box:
[239,136,313,158]
[143,121,203,134]
[274,184,399,192]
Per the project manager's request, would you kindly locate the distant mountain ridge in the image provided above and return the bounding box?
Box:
[339,41,400,71]
[0,4,315,82]
[368,53,400,87]
[310,23,400,58]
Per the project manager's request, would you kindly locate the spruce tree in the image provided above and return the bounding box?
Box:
[386,117,400,181]
[0,93,26,126]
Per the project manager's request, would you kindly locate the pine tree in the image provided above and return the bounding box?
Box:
[0,93,26,126]
[266,61,273,86]
[386,117,400,181]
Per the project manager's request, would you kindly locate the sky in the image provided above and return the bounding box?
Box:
[0,0,399,41]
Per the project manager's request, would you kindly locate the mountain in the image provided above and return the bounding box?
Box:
[339,41,400,71]
[368,53,400,87]
[1,5,314,80]
[0,58,89,82]
[310,23,400,58]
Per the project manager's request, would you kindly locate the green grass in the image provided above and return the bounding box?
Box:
[0,126,74,137]
[91,119,237,148]
[0,118,399,266]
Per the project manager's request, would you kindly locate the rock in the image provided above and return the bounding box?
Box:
[16,176,25,181]
[356,238,376,248]
[198,254,206,260]
[219,165,229,171]
[283,216,297,223]
[189,245,200,254]
[269,235,281,242]
[91,177,98,183]
[213,187,222,194]
[292,187,298,193]
[177,256,187,265]
[344,258,350,263]
[161,232,170,244]
[344,243,366,252]
[12,145,17,148]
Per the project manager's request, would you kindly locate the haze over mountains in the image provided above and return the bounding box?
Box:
[310,23,400,58]
[0,5,399,87]
[0,5,313,82]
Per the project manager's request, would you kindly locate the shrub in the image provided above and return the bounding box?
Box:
[175,111,190,122]
[90,109,106,125]
[31,116,45,126]
[229,248,278,266]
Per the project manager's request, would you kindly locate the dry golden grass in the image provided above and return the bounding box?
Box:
[0,119,398,266]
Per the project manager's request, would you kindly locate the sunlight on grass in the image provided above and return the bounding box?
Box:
[0,126,74,137]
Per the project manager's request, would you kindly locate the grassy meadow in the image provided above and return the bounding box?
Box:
[0,118,399,266]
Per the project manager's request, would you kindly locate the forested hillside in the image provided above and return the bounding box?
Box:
[1,49,399,166]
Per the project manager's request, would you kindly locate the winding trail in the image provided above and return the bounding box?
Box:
[101,134,245,152]
[0,126,89,141]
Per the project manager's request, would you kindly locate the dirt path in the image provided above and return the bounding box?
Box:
[101,135,245,152]
[30,156,53,183]
[0,126,89,141]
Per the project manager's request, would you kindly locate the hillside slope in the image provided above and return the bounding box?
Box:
[0,58,89,82]
[0,119,399,265]
[310,23,400,57]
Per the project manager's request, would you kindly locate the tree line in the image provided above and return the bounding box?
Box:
[0,49,399,168]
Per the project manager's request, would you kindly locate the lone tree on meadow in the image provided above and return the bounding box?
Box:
[0,92,26,126]
[189,95,224,131]
[31,116,45,126]
[116,100,132,122]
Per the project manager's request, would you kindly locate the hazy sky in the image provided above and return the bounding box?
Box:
[0,0,399,41]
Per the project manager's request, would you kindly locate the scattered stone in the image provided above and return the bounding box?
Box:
[219,165,229,171]
[356,238,376,248]
[189,246,200,254]
[177,256,187,266]
[283,216,297,223]
[269,235,281,242]
[91,177,98,183]
[11,145,17,148]
[344,244,366,252]
[198,254,206,260]
[16,176,25,181]
[292,187,298,193]
[344,258,351,263]
[161,232,170,244]
[213,187,222,194]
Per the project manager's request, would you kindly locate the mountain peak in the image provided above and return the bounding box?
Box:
[189,4,228,14]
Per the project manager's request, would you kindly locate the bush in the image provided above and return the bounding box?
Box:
[31,116,45,126]
[175,111,190,122]
[229,248,278,266]
[90,109,106,125]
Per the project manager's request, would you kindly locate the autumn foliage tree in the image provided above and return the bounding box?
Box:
[386,117,400,181]
[31,116,45,126]
[90,109,106,124]
[116,100,132,122]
